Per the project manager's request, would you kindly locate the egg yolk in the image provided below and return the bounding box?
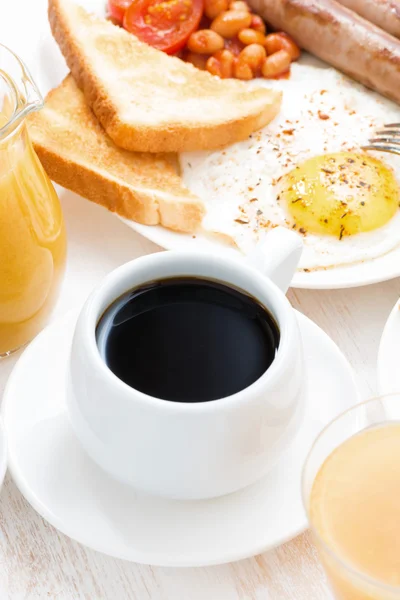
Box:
[279,153,399,238]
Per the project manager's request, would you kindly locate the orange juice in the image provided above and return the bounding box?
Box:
[0,116,66,354]
[310,423,400,599]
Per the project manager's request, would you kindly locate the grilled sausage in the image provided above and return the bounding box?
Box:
[246,0,400,104]
[336,0,400,38]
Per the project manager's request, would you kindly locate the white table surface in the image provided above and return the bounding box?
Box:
[0,188,399,599]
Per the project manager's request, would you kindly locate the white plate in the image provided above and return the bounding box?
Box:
[7,0,400,290]
[3,310,359,567]
[0,419,8,494]
[378,298,400,394]
[125,221,400,290]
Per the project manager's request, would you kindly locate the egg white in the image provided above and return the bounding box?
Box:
[180,62,400,271]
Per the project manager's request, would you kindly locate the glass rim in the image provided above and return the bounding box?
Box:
[301,392,400,595]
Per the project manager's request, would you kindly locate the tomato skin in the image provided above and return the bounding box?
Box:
[161,36,189,56]
[123,0,204,54]
[108,0,133,23]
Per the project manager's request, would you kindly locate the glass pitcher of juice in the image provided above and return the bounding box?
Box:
[0,44,67,356]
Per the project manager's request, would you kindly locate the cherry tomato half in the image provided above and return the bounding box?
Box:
[108,0,134,23]
[123,0,204,54]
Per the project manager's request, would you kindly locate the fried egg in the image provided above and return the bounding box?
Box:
[180,62,400,271]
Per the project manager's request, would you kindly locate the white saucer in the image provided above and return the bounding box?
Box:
[378,298,400,394]
[3,311,359,567]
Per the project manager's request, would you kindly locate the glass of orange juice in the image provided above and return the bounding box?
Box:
[0,44,66,356]
[302,394,400,600]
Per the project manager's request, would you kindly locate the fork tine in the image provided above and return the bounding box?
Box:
[362,144,400,156]
[363,121,400,155]
[373,130,400,137]
[368,137,400,145]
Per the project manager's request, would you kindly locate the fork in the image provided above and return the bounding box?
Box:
[363,123,400,155]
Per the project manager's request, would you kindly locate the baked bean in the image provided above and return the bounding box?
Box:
[264,32,300,60]
[211,10,252,38]
[229,1,250,11]
[238,43,266,71]
[204,0,229,20]
[264,33,280,55]
[234,58,254,79]
[224,36,245,56]
[279,32,301,60]
[187,29,225,54]
[261,49,291,78]
[185,51,208,70]
[250,14,266,34]
[213,49,235,78]
[238,28,265,45]
[206,56,223,77]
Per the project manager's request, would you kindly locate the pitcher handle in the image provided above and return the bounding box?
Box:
[0,44,43,140]
[246,227,303,294]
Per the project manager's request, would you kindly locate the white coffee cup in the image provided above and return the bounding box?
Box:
[67,228,305,500]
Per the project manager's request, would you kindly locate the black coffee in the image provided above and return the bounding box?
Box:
[96,278,280,403]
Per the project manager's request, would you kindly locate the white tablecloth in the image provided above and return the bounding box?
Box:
[0,186,398,598]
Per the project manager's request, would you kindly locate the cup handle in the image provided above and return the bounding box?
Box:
[246,227,303,294]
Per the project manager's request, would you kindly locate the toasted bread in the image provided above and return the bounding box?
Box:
[29,75,205,232]
[48,0,282,153]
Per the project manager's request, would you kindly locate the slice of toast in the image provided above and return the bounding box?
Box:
[48,0,282,153]
[29,75,205,232]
